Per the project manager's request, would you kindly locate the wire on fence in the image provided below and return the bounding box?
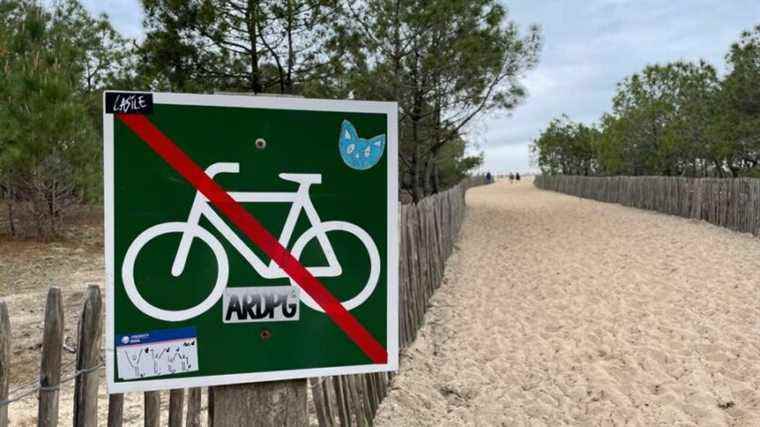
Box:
[0,361,105,407]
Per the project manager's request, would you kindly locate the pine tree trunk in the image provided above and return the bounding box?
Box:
[5,181,15,237]
[433,162,441,193]
[247,0,263,93]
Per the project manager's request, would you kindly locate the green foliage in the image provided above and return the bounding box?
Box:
[605,61,720,176]
[436,138,484,189]
[530,115,599,176]
[532,25,760,178]
[0,0,540,239]
[137,0,341,94]
[333,0,541,199]
[136,0,541,199]
[0,0,131,238]
[0,0,90,237]
[719,24,760,176]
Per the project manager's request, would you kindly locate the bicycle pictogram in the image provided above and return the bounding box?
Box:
[121,162,381,322]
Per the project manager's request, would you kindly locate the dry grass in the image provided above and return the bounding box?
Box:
[0,203,104,296]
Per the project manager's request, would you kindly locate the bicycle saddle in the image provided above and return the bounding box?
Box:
[278,173,322,185]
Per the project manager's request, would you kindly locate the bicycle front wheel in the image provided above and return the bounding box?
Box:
[289,221,381,312]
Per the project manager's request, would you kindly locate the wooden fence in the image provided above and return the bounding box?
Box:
[534,175,760,237]
[310,178,485,425]
[0,178,485,426]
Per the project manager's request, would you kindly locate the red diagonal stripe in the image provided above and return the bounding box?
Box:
[116,113,387,364]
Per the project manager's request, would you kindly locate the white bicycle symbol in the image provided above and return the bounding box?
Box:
[121,162,381,322]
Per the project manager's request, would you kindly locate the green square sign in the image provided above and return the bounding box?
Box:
[104,92,398,393]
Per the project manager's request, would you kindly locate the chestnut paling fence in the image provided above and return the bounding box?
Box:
[0,177,487,426]
[310,176,486,426]
[534,175,760,238]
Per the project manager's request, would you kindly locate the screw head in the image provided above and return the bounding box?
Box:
[260,329,272,341]
[255,138,266,150]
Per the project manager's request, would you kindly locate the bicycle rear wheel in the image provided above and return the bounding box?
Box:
[121,222,229,321]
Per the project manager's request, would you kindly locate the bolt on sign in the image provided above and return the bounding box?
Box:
[103,92,399,393]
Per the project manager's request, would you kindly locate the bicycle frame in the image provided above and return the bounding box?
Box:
[170,162,341,280]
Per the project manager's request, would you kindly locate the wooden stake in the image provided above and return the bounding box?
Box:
[0,301,10,427]
[107,394,124,427]
[144,391,161,427]
[185,388,201,427]
[73,285,102,427]
[168,389,185,427]
[38,287,64,427]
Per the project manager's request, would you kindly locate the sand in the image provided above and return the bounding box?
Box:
[375,178,760,426]
[4,180,760,425]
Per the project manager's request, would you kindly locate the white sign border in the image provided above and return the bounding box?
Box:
[104,91,399,394]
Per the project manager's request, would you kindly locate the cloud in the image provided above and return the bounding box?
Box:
[471,143,536,174]
[81,0,144,40]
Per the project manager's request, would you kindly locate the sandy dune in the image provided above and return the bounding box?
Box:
[375,179,760,426]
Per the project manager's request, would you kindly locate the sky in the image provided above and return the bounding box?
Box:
[82,0,760,174]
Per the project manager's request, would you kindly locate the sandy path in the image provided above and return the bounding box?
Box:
[375,179,760,426]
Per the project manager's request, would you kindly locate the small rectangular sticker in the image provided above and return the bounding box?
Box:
[223,286,300,323]
[105,92,153,114]
[116,327,199,380]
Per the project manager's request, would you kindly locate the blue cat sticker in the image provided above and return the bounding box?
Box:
[339,120,386,170]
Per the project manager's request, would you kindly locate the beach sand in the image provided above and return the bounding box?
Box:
[375,178,760,426]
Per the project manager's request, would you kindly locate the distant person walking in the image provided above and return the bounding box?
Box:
[515,172,521,181]
[485,172,493,184]
[509,172,514,183]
